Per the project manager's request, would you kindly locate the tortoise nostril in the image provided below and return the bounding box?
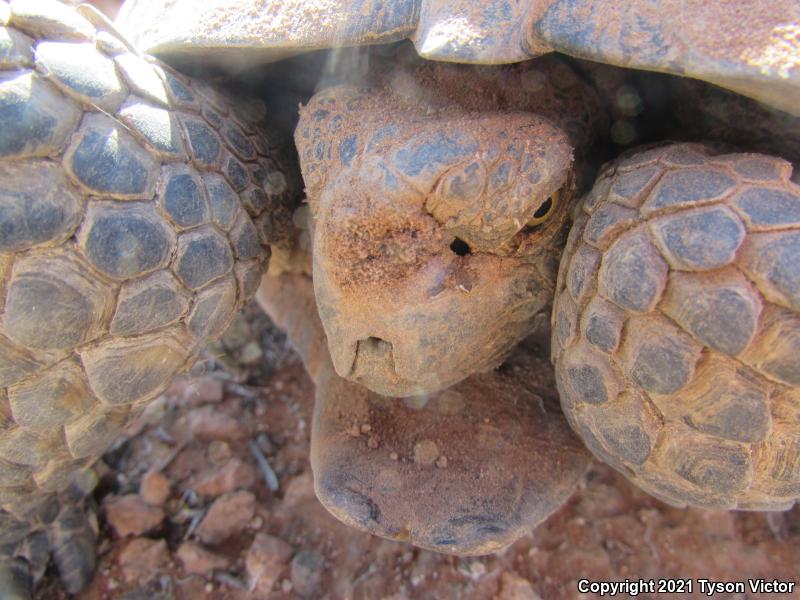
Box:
[449,237,471,256]
[351,336,401,381]
[360,337,392,353]
[353,336,395,369]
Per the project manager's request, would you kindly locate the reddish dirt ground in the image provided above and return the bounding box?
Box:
[32,302,799,600]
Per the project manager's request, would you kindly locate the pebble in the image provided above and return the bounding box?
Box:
[105,494,164,537]
[140,469,171,506]
[176,541,230,575]
[291,550,325,598]
[195,490,256,544]
[119,538,169,584]
[468,561,487,579]
[195,457,257,497]
[283,471,315,504]
[497,572,542,600]
[208,440,232,466]
[186,405,248,441]
[245,533,294,594]
[435,455,448,468]
[413,440,439,466]
[183,376,224,405]
[240,341,263,363]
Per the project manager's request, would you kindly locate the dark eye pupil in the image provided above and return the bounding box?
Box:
[533,197,553,219]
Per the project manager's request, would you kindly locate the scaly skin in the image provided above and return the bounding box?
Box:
[0,0,296,593]
[553,143,800,510]
[296,51,606,397]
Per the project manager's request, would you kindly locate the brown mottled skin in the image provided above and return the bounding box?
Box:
[296,52,604,397]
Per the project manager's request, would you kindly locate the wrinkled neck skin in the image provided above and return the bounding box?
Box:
[295,50,606,397]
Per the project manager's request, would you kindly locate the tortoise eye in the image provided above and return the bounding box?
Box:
[527,188,561,226]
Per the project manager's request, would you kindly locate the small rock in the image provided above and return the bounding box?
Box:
[140,469,171,506]
[184,377,224,405]
[283,472,315,504]
[435,455,448,468]
[170,377,214,408]
[186,405,248,441]
[367,435,380,449]
[105,494,164,537]
[170,445,210,483]
[195,490,255,544]
[389,452,399,461]
[290,550,324,598]
[119,538,169,584]
[497,572,542,600]
[250,516,264,530]
[208,440,232,466]
[195,458,257,498]
[281,579,293,593]
[360,423,372,433]
[245,533,294,594]
[468,561,487,579]
[240,341,263,364]
[177,541,230,575]
[413,440,439,466]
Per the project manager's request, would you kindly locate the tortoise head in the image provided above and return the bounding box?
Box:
[296,83,574,396]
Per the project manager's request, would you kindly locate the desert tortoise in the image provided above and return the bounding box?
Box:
[1,0,799,595]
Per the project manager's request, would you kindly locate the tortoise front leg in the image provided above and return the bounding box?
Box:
[0,2,296,594]
[553,143,800,510]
